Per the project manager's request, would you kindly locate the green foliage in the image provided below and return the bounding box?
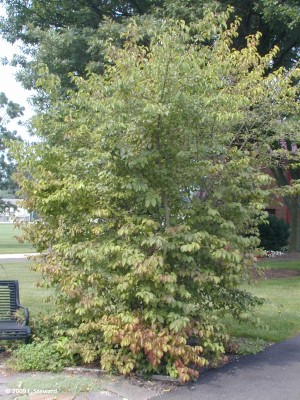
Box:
[2,0,300,253]
[2,0,300,97]
[0,92,23,194]
[259,215,290,251]
[11,13,300,381]
[8,340,73,372]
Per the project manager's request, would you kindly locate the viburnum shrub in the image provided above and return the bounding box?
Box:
[12,9,300,381]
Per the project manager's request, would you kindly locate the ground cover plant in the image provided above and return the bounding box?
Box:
[0,224,34,254]
[11,11,300,381]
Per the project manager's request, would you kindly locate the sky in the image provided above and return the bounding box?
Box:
[0,11,33,141]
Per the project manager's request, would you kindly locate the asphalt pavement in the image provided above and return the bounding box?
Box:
[153,334,300,400]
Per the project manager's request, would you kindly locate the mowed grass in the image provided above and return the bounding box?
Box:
[0,260,53,316]
[0,223,34,254]
[259,259,300,271]
[226,260,300,342]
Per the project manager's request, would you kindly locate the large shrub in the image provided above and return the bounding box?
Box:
[12,11,300,381]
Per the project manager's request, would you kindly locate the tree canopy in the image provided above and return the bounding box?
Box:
[1,0,300,95]
[12,13,300,380]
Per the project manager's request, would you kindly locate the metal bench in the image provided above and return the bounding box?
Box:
[0,280,31,342]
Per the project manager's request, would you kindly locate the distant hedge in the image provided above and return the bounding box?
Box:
[259,215,290,251]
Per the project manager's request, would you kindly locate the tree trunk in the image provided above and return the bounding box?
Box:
[270,166,300,252]
[286,195,300,252]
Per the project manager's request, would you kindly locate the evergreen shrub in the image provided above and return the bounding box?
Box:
[259,215,290,251]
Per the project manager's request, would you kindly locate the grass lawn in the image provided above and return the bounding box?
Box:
[0,223,34,254]
[0,260,52,316]
[10,374,104,397]
[226,259,300,343]
[259,259,300,271]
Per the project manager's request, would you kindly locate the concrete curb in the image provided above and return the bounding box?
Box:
[65,367,182,385]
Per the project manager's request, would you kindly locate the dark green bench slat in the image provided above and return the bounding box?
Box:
[0,321,31,339]
[0,280,31,342]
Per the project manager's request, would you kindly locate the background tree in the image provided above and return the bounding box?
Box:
[12,14,300,380]
[162,0,300,69]
[0,0,162,93]
[0,91,23,210]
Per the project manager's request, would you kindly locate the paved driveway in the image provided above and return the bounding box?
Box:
[154,334,300,400]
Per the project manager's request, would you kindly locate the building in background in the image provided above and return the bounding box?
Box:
[0,198,31,222]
